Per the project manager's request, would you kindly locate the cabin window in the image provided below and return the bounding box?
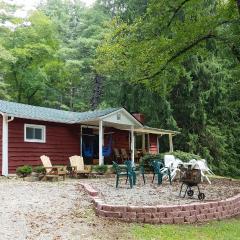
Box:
[24,124,46,143]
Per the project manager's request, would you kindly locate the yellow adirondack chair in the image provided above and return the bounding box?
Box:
[69,155,90,178]
[40,155,66,180]
[121,148,130,160]
[113,148,123,163]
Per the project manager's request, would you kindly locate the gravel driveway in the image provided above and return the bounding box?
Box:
[0,178,130,240]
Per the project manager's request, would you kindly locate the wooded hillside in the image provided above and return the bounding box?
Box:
[0,0,240,177]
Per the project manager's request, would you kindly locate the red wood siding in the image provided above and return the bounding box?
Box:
[3,118,160,173]
[103,127,130,151]
[8,118,80,174]
[105,128,159,154]
[149,134,158,154]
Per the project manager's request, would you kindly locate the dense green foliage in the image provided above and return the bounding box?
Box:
[33,166,46,174]
[96,0,240,177]
[140,151,202,170]
[140,154,163,169]
[16,165,33,177]
[93,164,108,174]
[166,151,202,162]
[0,0,239,177]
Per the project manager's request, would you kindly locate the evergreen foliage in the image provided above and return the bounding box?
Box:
[0,0,239,177]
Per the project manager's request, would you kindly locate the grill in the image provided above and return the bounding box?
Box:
[179,167,205,200]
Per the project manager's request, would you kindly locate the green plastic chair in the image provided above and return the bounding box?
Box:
[151,160,172,185]
[112,161,133,188]
[125,160,145,185]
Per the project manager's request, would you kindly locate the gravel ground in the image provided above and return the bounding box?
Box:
[88,176,240,206]
[0,178,131,240]
[1,176,239,239]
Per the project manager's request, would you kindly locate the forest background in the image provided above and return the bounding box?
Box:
[0,0,240,177]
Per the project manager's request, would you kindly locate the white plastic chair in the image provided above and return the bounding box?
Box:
[189,159,213,184]
[164,155,183,181]
[164,155,175,168]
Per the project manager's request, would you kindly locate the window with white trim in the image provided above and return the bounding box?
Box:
[24,124,46,143]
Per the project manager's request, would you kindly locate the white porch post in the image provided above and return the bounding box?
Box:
[142,133,145,151]
[148,134,150,153]
[80,125,82,156]
[169,134,174,152]
[157,135,160,154]
[131,125,134,164]
[2,114,8,176]
[99,120,104,165]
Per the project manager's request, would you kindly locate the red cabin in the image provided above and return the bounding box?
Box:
[0,100,178,175]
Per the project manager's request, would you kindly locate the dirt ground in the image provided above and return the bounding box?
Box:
[0,178,131,240]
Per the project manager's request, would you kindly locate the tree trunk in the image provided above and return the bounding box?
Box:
[27,88,39,104]
[91,74,103,110]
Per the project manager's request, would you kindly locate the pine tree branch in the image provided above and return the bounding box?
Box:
[139,33,215,81]
[231,45,240,62]
[166,0,191,28]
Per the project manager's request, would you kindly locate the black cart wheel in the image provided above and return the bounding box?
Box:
[198,192,205,200]
[187,189,194,197]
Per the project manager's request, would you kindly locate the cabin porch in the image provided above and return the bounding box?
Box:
[80,121,177,166]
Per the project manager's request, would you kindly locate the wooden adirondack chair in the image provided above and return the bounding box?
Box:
[120,148,129,160]
[113,148,123,163]
[40,155,67,181]
[69,155,90,178]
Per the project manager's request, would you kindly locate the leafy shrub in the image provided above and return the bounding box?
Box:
[140,154,164,171]
[33,166,45,174]
[16,165,32,177]
[140,151,202,170]
[214,162,240,178]
[93,165,108,174]
[166,150,202,162]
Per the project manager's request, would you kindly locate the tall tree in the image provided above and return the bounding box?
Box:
[2,11,59,104]
[96,0,240,176]
[41,0,110,110]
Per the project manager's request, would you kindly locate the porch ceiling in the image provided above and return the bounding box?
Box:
[80,120,134,131]
[80,121,180,135]
[134,126,180,136]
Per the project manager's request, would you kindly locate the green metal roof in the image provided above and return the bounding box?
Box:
[0,100,120,124]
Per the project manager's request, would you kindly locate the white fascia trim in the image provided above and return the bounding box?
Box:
[1,113,74,124]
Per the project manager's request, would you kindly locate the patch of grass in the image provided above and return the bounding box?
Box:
[210,175,240,181]
[132,218,240,240]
